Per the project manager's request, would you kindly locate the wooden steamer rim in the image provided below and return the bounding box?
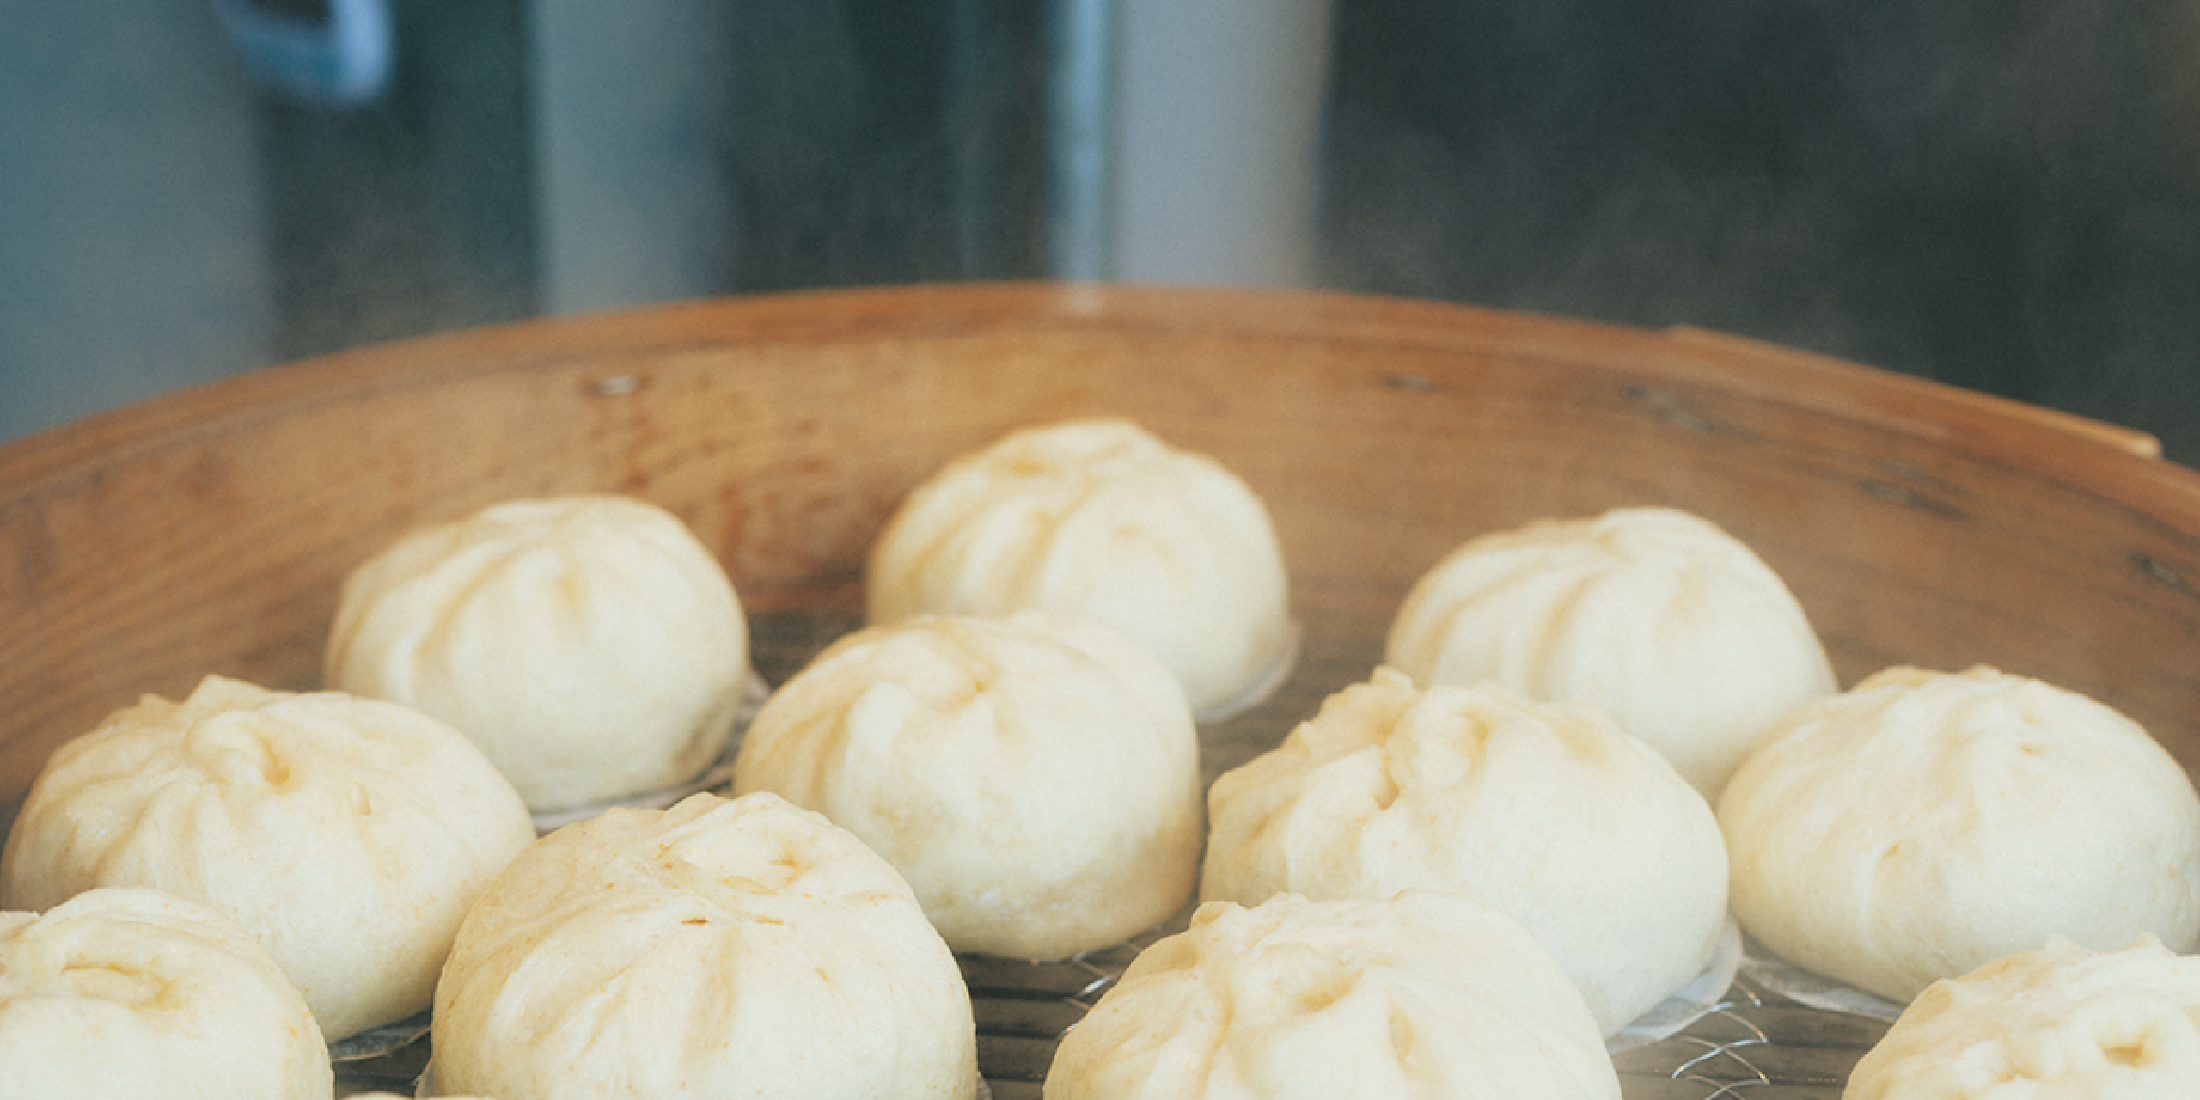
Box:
[3,281,2198,834]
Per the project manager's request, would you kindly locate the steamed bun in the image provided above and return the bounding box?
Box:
[325,493,750,811]
[350,1088,492,1100]
[1044,891,1620,1100]
[0,887,330,1100]
[0,675,536,1039]
[867,419,1291,718]
[1846,936,2200,1099]
[733,611,1202,959]
[431,791,979,1100]
[1721,665,2200,1005]
[1385,506,1835,798]
[352,1094,490,1100]
[1201,668,1728,1034]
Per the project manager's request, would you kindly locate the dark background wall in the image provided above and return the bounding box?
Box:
[5,0,2198,464]
[1320,0,2200,461]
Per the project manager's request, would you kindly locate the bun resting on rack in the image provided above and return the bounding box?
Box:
[1385,506,1835,799]
[349,1095,489,1100]
[431,790,980,1100]
[325,493,750,812]
[1844,936,2200,1099]
[0,675,536,1040]
[1721,665,2200,1005]
[1200,668,1728,1035]
[733,611,1202,960]
[0,887,331,1100]
[1044,891,1620,1100]
[866,418,1291,719]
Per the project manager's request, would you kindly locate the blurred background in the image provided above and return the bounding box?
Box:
[5,0,2198,461]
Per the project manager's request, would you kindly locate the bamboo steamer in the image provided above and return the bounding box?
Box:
[1,283,2193,1094]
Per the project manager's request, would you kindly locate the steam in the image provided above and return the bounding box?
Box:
[1316,0,2200,462]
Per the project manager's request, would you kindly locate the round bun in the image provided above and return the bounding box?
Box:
[351,1095,489,1100]
[1720,665,2200,1005]
[325,493,750,811]
[1044,891,1620,1100]
[734,611,1201,959]
[1201,668,1728,1034]
[1847,936,2200,1098]
[867,419,1290,717]
[432,791,979,1100]
[0,675,536,1039]
[1385,506,1835,798]
[0,887,330,1100]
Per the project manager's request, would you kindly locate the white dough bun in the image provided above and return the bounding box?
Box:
[1201,668,1729,1034]
[1385,506,1835,798]
[867,419,1291,717]
[734,610,1202,960]
[0,675,537,1039]
[1845,936,2200,1098]
[0,887,331,1100]
[1721,665,2200,1005]
[1044,891,1621,1100]
[325,493,750,812]
[431,791,979,1100]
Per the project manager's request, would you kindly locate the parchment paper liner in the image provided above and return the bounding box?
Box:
[528,668,772,834]
[1192,620,1303,725]
[1734,935,1906,1022]
[329,1009,432,1063]
[1606,915,1746,1053]
[415,1062,995,1099]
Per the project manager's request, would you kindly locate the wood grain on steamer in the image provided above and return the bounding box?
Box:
[7,283,2196,1099]
[6,283,2195,827]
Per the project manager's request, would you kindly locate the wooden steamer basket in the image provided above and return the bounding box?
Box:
[2,284,2194,1098]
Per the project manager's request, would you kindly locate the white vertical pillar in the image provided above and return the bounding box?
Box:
[1046,0,1118,282]
[530,0,735,314]
[1108,0,1335,286]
